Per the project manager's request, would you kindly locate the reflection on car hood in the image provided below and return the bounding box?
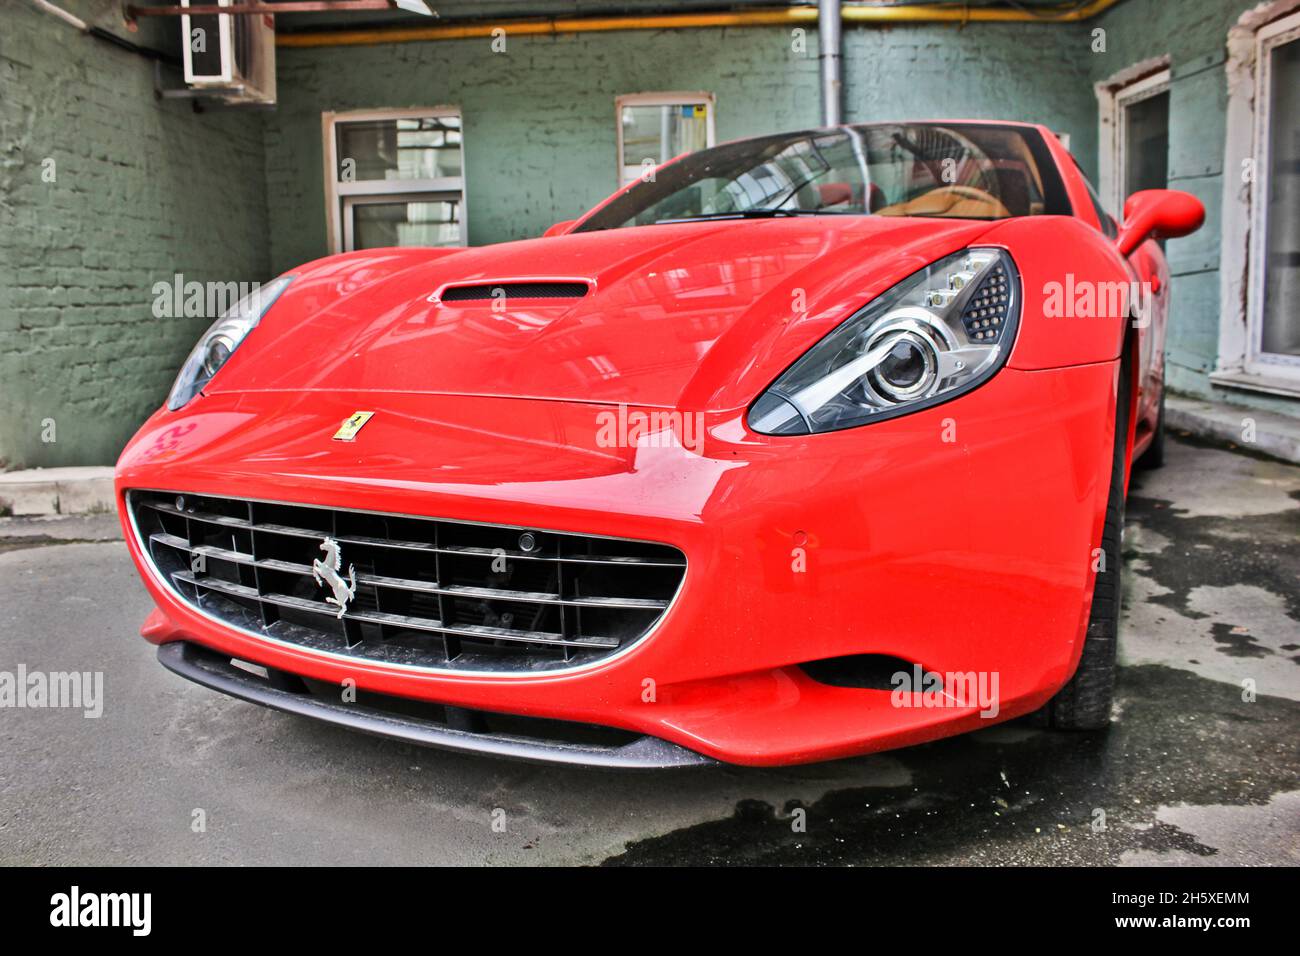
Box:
[208,216,995,410]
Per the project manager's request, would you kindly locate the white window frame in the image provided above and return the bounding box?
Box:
[1215,2,1300,397]
[322,107,468,253]
[615,92,716,187]
[1244,10,1300,380]
[1096,63,1170,218]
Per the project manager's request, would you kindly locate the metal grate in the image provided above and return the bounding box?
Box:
[128,490,686,674]
[438,282,589,302]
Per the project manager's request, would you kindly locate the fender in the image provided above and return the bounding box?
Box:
[981,216,1137,370]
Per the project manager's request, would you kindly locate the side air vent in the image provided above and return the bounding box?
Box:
[438,282,590,302]
[800,654,924,690]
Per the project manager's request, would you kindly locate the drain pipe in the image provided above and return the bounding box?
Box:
[818,0,842,126]
[28,0,88,30]
[28,0,179,63]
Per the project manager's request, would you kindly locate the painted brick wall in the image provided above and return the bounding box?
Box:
[265,21,1093,272]
[842,22,1098,175]
[266,27,821,271]
[0,1,270,471]
[1089,0,1265,401]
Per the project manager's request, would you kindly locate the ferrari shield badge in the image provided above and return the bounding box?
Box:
[332,411,374,442]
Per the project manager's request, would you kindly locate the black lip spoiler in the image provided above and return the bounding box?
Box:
[156,641,714,770]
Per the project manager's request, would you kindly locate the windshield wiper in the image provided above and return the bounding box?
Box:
[653,209,837,224]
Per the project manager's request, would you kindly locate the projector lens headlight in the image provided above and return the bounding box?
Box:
[167,275,294,411]
[748,248,1019,435]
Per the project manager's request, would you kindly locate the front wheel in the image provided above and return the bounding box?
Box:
[1043,349,1131,730]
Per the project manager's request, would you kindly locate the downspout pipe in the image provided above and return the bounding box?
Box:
[818,0,842,127]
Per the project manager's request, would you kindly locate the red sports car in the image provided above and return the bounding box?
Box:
[116,121,1204,767]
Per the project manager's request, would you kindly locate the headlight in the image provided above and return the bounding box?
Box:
[167,275,294,410]
[748,248,1019,435]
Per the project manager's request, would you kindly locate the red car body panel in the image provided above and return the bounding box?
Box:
[206,216,994,410]
[116,121,1195,766]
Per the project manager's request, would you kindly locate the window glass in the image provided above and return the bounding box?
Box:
[1123,90,1169,197]
[620,102,710,185]
[326,111,466,253]
[352,198,461,249]
[336,116,463,182]
[1261,35,1300,356]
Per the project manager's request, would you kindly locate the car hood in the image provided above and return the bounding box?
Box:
[209,216,996,411]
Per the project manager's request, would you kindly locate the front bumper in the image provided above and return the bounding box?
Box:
[158,642,713,768]
[118,360,1119,766]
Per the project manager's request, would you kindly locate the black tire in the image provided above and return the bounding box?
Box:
[1137,384,1165,470]
[1044,347,1131,730]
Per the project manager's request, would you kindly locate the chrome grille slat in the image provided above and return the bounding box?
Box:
[438,544,684,567]
[151,500,251,528]
[175,570,259,600]
[162,511,684,567]
[437,583,665,609]
[131,490,685,674]
[361,572,445,595]
[174,571,618,650]
[151,532,669,609]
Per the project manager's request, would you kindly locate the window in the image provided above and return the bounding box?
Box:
[1098,66,1170,219]
[323,108,466,252]
[1249,12,1300,369]
[615,93,715,188]
[1215,3,1300,395]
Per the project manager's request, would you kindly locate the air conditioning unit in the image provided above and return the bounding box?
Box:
[180,1,276,106]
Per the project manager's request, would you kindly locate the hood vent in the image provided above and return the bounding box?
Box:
[438,281,590,302]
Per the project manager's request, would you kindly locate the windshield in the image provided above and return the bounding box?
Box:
[575,122,1071,232]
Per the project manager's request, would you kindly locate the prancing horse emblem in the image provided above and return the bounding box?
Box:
[312,537,357,619]
[333,411,374,442]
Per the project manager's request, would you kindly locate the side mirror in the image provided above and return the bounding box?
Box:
[1116,189,1204,257]
[543,219,577,238]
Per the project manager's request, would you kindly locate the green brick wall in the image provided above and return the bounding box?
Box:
[0,1,270,471]
[266,27,823,270]
[266,20,1093,271]
[1087,0,1278,405]
[842,23,1098,176]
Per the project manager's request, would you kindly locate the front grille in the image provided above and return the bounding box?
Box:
[438,281,589,302]
[128,491,686,673]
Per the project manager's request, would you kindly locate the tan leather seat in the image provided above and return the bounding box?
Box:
[876,185,1011,220]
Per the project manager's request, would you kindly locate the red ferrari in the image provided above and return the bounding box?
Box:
[116,121,1204,767]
